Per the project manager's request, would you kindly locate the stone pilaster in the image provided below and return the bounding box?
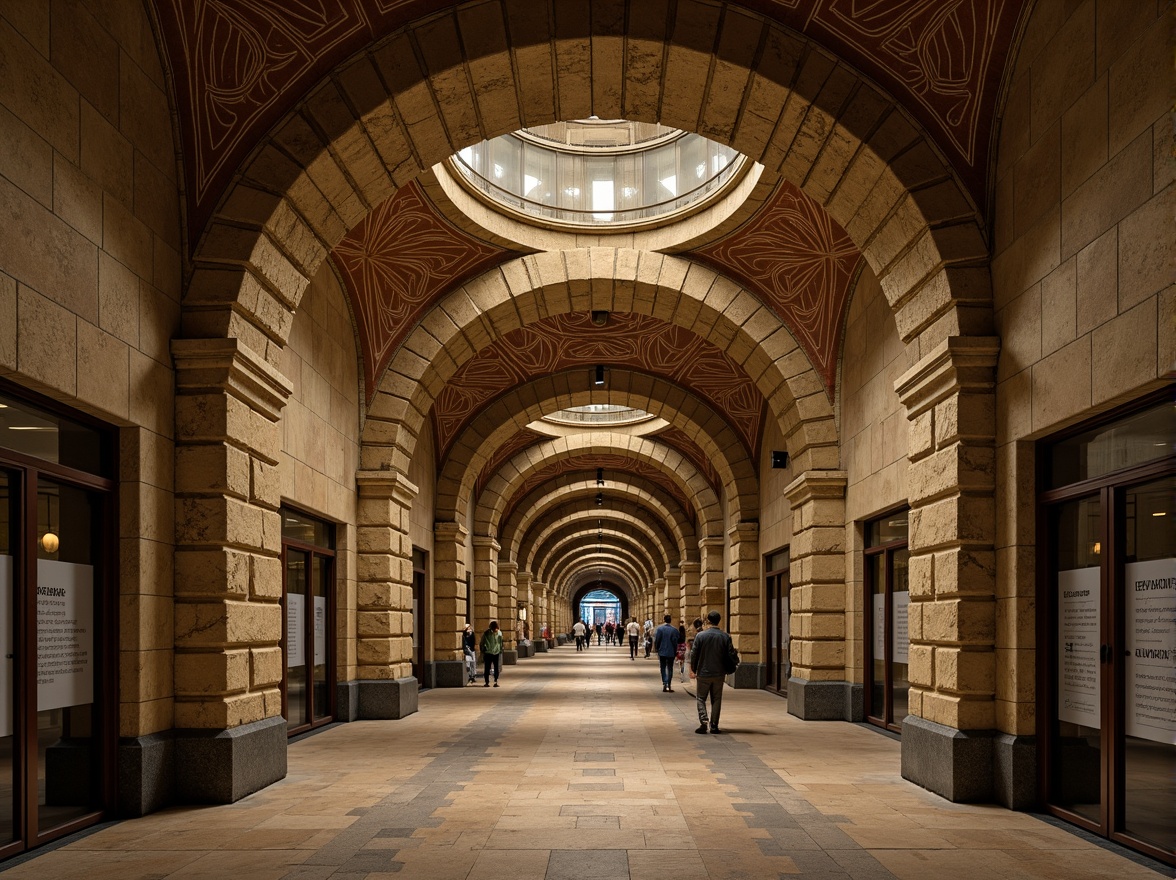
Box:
[680,560,701,624]
[432,522,468,659]
[784,470,854,719]
[496,560,518,663]
[699,536,726,616]
[171,338,292,801]
[353,468,418,717]
[663,567,682,623]
[514,570,532,656]
[653,577,666,618]
[728,521,763,688]
[895,337,1000,801]
[472,536,500,629]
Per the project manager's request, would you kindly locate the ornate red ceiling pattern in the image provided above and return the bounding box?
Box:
[474,429,545,499]
[653,427,722,495]
[151,0,1025,244]
[331,182,513,401]
[431,313,763,464]
[689,180,861,397]
[502,454,695,532]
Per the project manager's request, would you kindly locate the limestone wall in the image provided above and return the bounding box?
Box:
[758,417,794,557]
[0,3,181,738]
[991,0,1173,735]
[841,268,913,683]
[279,262,361,682]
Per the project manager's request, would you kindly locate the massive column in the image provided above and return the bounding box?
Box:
[471,536,500,629]
[171,339,291,803]
[431,522,468,687]
[896,337,1002,802]
[653,577,666,618]
[728,521,763,688]
[699,537,725,617]
[785,470,853,720]
[663,567,682,623]
[680,561,701,625]
[496,560,518,664]
[353,468,419,720]
[515,570,532,657]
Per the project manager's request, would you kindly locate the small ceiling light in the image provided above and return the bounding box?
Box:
[596,492,603,506]
[593,365,606,387]
[591,310,610,326]
[40,532,59,554]
[771,450,789,469]
[596,468,604,486]
[1153,511,1167,517]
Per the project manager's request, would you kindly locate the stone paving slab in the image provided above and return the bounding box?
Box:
[4,645,1172,879]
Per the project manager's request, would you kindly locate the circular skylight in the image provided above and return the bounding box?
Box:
[544,405,653,426]
[450,119,745,228]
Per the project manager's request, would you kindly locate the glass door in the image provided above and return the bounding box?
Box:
[0,386,115,860]
[1041,397,1174,866]
[864,512,909,732]
[281,509,334,736]
[764,550,789,695]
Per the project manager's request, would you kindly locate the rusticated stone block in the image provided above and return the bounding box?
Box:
[933,547,996,598]
[175,548,250,597]
[251,647,283,688]
[174,649,249,695]
[934,647,996,695]
[922,597,995,645]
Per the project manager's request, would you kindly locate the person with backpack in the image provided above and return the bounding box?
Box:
[688,611,737,733]
[480,621,504,687]
[652,614,681,692]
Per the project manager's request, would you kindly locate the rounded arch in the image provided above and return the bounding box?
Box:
[528,517,673,586]
[434,371,758,524]
[185,3,986,382]
[539,530,662,591]
[474,432,723,539]
[503,479,693,568]
[570,582,630,624]
[559,554,646,601]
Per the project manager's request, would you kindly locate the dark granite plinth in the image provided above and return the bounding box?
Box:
[901,715,994,802]
[174,716,287,804]
[433,660,466,688]
[337,680,360,721]
[502,650,518,665]
[357,677,419,720]
[118,732,174,816]
[786,678,862,721]
[994,733,1037,810]
[731,662,765,689]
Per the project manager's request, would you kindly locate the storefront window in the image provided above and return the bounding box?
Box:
[864,511,909,732]
[281,509,335,735]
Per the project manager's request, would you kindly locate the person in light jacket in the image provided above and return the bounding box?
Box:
[480,621,504,687]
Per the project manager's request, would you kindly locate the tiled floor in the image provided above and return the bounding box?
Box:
[8,644,1173,879]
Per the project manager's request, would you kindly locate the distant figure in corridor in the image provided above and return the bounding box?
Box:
[595,622,603,645]
[604,621,614,645]
[626,617,641,660]
[572,619,586,651]
[462,623,477,684]
[653,614,681,692]
[643,618,654,657]
[690,611,733,733]
[480,621,503,687]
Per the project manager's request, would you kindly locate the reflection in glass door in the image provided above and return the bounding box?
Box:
[864,512,909,732]
[0,471,16,849]
[764,550,789,695]
[1041,397,1174,866]
[281,509,334,736]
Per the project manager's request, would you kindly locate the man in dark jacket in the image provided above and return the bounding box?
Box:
[652,614,681,692]
[689,610,732,733]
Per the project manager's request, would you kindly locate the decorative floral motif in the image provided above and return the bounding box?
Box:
[331,182,513,401]
[474,429,545,500]
[431,313,763,464]
[501,454,695,532]
[690,181,861,397]
[153,0,1022,241]
[653,427,722,495]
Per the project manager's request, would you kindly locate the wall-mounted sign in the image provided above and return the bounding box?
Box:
[1125,557,1175,744]
[1058,567,1100,729]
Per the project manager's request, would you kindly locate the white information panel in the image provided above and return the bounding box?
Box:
[313,595,327,666]
[0,556,12,737]
[36,559,94,712]
[872,593,885,660]
[1058,567,1100,729]
[892,591,910,665]
[1125,558,1175,744]
[287,593,305,667]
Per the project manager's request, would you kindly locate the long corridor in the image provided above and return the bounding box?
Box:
[8,646,1171,880]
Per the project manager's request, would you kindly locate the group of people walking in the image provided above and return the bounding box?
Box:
[461,611,737,736]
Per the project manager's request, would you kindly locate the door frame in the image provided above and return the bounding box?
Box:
[863,511,909,733]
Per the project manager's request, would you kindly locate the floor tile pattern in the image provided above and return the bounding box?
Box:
[6,645,1172,879]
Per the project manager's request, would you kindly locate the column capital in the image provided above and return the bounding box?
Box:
[895,336,1000,417]
[356,469,419,505]
[784,470,847,508]
[434,521,469,542]
[473,534,500,552]
[728,520,759,541]
[497,561,518,576]
[699,536,725,550]
[680,560,701,575]
[172,337,293,420]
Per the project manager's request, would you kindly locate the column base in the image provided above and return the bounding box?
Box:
[517,642,534,658]
[787,678,863,721]
[994,733,1037,810]
[535,640,548,652]
[357,677,419,719]
[337,681,360,721]
[502,649,518,665]
[901,715,995,802]
[431,660,466,688]
[175,716,287,804]
[731,662,765,689]
[556,635,567,646]
[118,732,175,816]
